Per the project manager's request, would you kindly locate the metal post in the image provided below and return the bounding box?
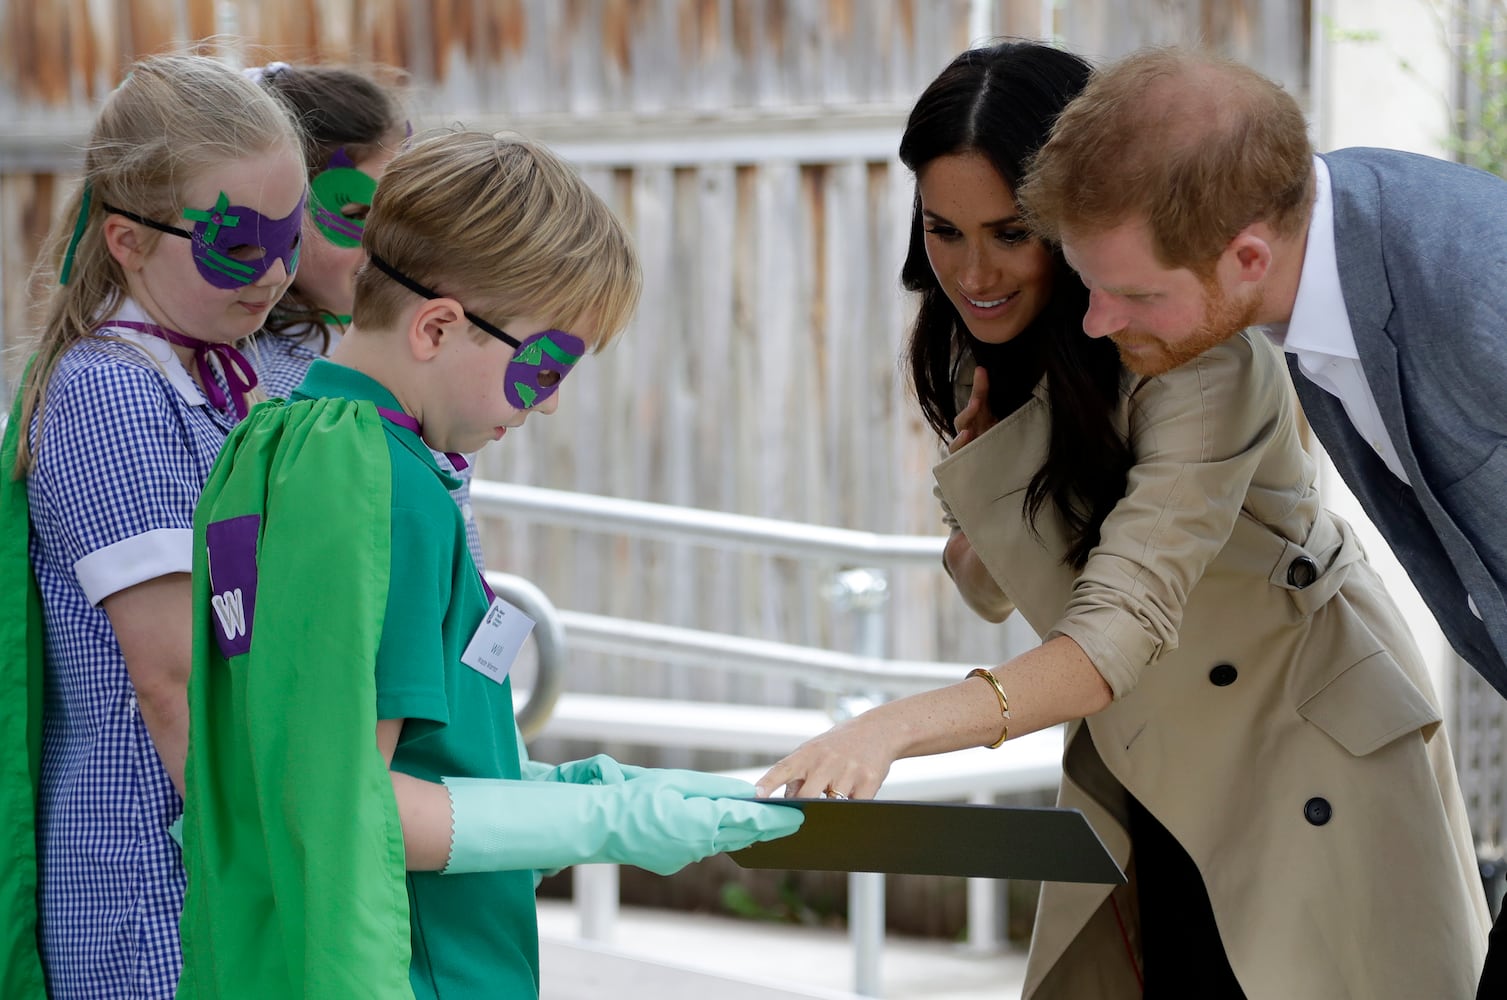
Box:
[965,791,1003,953]
[849,872,886,997]
[826,568,890,997]
[575,863,619,943]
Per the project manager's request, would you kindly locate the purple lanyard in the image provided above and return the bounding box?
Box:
[105,320,258,420]
[375,407,494,602]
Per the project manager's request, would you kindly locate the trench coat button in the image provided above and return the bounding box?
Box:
[1303,797,1332,826]
[1208,663,1238,687]
[1287,555,1319,589]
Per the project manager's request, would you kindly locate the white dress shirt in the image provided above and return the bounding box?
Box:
[1263,156,1411,485]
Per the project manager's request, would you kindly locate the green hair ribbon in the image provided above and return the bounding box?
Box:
[59,183,93,286]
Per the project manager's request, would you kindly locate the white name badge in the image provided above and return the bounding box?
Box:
[460,597,536,684]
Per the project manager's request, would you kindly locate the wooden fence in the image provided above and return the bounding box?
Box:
[0,0,1314,930]
[0,0,1312,665]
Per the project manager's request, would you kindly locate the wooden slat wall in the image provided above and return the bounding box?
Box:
[1055,0,1309,93]
[0,1,1310,755]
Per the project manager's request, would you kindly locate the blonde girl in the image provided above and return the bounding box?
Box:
[0,53,304,998]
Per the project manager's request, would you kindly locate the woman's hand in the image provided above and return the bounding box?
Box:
[949,365,996,454]
[756,637,1110,803]
[753,712,905,801]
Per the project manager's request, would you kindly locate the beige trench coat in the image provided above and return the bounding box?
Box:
[933,332,1488,999]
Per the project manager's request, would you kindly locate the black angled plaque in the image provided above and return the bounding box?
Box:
[730,799,1124,884]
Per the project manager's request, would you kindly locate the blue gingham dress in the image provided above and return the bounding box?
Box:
[26,305,239,999]
[248,323,330,400]
[249,323,488,570]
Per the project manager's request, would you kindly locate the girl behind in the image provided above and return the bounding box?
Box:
[249,61,407,392]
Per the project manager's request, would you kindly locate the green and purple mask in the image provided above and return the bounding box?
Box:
[308,148,378,248]
[368,253,585,409]
[105,191,305,290]
[502,329,585,409]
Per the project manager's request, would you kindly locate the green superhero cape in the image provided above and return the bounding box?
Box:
[177,396,415,999]
[0,363,47,998]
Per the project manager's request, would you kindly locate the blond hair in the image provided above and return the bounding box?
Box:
[1019,47,1314,274]
[353,130,640,349]
[13,53,302,476]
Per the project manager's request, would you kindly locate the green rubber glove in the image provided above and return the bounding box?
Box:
[510,734,647,885]
[442,772,804,877]
[515,722,635,783]
[514,729,759,796]
[519,749,636,785]
[528,754,770,799]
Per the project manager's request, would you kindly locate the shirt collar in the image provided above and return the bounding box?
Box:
[294,359,459,488]
[1273,156,1358,359]
[94,299,208,405]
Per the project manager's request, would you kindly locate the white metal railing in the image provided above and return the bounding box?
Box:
[487,573,568,739]
[555,610,965,693]
[475,480,1057,998]
[483,482,967,743]
[469,480,945,566]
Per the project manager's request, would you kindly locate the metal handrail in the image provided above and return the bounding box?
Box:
[556,609,966,694]
[469,480,946,567]
[485,572,568,740]
[473,480,958,734]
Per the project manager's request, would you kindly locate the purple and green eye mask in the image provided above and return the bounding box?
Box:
[309,148,378,248]
[104,190,305,290]
[504,330,583,408]
[368,253,585,410]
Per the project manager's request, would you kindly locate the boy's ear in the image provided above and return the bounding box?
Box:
[102,214,148,272]
[407,298,467,361]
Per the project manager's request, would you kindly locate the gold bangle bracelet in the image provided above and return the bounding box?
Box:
[967,668,1011,749]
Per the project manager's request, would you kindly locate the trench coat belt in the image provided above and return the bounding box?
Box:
[1218,511,1362,617]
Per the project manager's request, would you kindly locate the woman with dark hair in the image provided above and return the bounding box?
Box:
[901,44,1128,576]
[759,41,1487,999]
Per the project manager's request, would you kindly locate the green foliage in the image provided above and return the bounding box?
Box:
[718,876,842,926]
[1455,18,1507,178]
[1321,15,1383,45]
[1322,5,1507,179]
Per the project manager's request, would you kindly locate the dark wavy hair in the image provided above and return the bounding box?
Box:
[901,41,1132,569]
[255,63,406,347]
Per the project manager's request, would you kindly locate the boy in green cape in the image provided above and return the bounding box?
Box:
[177,131,802,1000]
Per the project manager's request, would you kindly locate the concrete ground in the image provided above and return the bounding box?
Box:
[538,898,1029,1000]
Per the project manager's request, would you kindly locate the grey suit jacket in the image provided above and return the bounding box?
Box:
[1295,149,1507,696]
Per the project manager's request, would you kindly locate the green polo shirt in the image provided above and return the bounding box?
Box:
[294,361,537,1000]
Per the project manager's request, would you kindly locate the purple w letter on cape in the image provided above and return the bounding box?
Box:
[206,514,260,658]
